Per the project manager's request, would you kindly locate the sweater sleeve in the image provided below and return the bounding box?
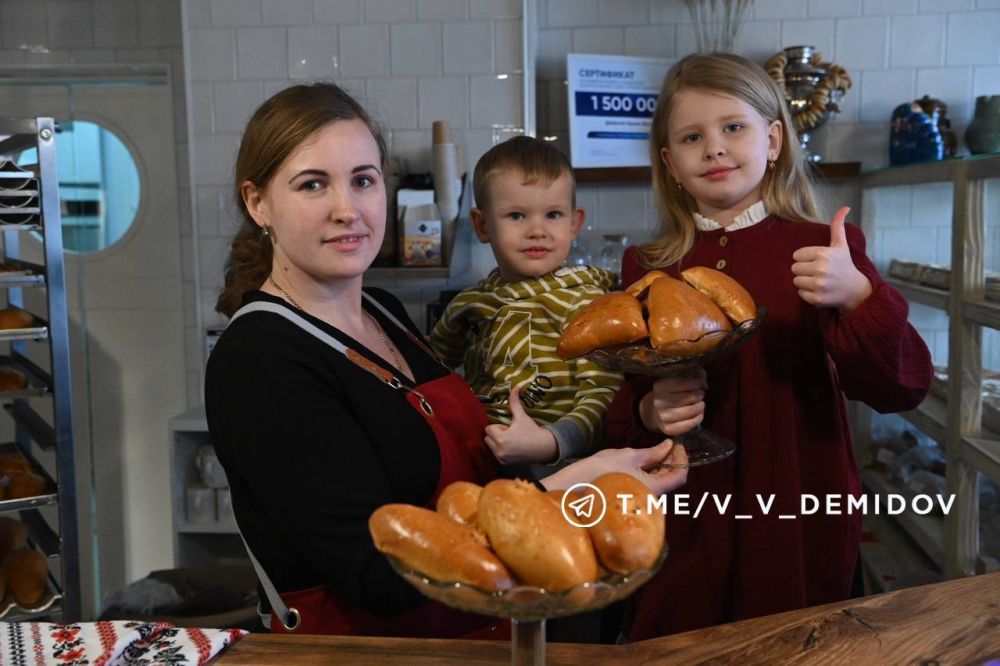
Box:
[603,246,669,449]
[427,291,472,370]
[542,287,624,459]
[819,223,933,413]
[205,319,429,619]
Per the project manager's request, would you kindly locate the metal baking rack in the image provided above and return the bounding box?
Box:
[0,117,79,621]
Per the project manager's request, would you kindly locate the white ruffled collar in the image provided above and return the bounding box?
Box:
[693,201,768,231]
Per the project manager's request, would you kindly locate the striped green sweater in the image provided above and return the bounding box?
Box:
[428,266,624,463]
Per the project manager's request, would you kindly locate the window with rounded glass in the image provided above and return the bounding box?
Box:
[17,120,140,253]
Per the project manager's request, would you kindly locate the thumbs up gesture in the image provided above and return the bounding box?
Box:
[484,385,559,466]
[791,206,872,313]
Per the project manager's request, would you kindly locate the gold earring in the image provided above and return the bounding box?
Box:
[261,226,269,237]
[674,180,683,190]
[767,160,775,170]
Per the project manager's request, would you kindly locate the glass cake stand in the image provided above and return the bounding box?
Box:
[585,307,767,468]
[387,546,667,665]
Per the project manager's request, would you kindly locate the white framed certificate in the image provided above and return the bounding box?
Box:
[566,53,674,168]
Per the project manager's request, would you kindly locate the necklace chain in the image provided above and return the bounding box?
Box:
[267,275,404,373]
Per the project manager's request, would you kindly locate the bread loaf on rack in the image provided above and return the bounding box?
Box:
[2,548,48,606]
[0,307,33,330]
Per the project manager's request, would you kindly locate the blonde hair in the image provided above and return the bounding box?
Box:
[640,52,821,270]
[473,135,575,210]
[215,83,386,317]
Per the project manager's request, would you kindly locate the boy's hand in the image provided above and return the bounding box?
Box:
[484,386,559,466]
[791,206,872,314]
[639,370,707,436]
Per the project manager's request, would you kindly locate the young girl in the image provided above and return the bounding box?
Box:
[604,52,933,639]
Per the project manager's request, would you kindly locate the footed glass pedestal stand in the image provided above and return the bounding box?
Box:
[388,547,667,665]
[585,307,767,469]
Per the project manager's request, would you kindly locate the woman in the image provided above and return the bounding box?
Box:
[205,82,688,638]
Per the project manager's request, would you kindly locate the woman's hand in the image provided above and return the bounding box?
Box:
[542,439,689,496]
[791,206,873,314]
[638,370,707,436]
[484,386,558,466]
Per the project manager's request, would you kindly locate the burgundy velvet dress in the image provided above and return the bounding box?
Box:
[605,215,932,640]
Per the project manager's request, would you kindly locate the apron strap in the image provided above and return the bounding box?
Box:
[227,297,437,628]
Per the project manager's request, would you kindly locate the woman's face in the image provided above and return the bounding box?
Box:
[244,118,386,289]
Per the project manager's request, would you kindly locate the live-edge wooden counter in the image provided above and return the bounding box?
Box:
[214,572,1000,664]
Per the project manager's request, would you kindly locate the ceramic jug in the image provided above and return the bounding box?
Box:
[965,95,1000,155]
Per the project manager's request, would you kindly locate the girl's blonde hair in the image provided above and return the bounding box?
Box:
[640,52,821,270]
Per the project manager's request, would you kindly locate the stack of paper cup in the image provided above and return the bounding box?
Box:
[432,121,461,227]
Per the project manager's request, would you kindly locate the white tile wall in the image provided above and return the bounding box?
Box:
[809,0,862,18]
[834,17,889,70]
[210,0,261,26]
[547,0,598,28]
[93,1,139,48]
[946,11,1000,65]
[339,24,390,77]
[47,1,94,49]
[288,25,339,79]
[366,77,419,129]
[471,0,520,20]
[890,14,943,68]
[390,23,443,76]
[212,80,263,132]
[418,0,467,21]
[443,21,494,74]
[418,76,469,127]
[365,0,415,23]
[236,27,287,79]
[597,0,649,26]
[864,0,918,14]
[624,25,676,59]
[186,0,526,340]
[313,0,363,24]
[573,27,624,54]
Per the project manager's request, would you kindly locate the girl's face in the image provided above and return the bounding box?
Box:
[242,119,386,290]
[661,88,782,225]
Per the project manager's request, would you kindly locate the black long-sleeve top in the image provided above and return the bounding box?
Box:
[204,288,448,618]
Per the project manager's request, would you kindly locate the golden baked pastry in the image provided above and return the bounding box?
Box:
[7,471,46,499]
[587,473,664,574]
[0,307,33,330]
[0,367,28,392]
[0,516,28,561]
[369,504,513,591]
[435,481,482,526]
[2,548,48,606]
[477,479,598,591]
[647,275,731,355]
[556,292,649,360]
[681,266,756,324]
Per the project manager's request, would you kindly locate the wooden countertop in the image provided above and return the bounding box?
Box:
[214,572,1000,664]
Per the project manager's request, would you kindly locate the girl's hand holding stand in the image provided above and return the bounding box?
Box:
[638,369,707,436]
[791,206,873,314]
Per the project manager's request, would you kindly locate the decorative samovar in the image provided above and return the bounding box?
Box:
[765,46,852,162]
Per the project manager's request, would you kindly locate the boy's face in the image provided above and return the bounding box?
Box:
[471,169,585,283]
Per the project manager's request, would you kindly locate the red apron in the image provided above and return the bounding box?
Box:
[261,305,506,638]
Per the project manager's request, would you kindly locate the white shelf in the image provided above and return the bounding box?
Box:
[168,404,207,432]
[861,158,961,188]
[862,151,1000,578]
[177,520,239,535]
